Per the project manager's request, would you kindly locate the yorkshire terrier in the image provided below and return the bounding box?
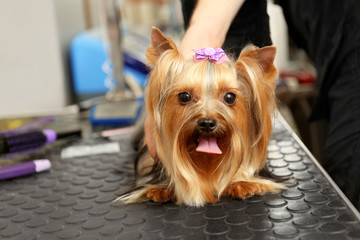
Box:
[117,27,284,207]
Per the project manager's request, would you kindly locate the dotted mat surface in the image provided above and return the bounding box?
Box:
[0,117,359,240]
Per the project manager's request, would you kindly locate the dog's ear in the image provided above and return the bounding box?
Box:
[237,45,277,80]
[235,45,277,92]
[146,27,178,66]
[235,45,278,167]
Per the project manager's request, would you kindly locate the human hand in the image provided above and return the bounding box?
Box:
[179,24,224,59]
[178,0,245,59]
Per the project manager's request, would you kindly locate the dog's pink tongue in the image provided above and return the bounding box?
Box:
[196,136,222,154]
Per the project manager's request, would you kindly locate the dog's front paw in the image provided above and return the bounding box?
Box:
[226,181,267,199]
[146,187,173,202]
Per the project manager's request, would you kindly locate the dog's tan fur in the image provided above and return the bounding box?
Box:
[116,27,284,207]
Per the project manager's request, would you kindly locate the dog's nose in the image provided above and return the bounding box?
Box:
[198,118,217,132]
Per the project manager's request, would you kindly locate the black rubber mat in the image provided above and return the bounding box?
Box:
[0,116,359,239]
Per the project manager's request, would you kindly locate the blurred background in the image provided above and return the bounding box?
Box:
[0,0,322,160]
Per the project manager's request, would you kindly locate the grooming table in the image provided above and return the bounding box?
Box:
[0,114,359,240]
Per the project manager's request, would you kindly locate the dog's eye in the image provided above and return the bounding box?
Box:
[223,92,236,105]
[178,92,192,104]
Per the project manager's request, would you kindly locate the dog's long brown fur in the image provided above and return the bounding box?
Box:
[116,27,284,206]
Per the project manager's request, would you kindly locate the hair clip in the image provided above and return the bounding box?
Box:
[193,47,230,64]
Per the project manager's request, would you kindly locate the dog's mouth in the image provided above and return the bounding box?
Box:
[186,129,228,174]
[190,129,224,155]
[195,136,222,155]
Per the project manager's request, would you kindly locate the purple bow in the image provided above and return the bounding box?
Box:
[193,47,229,64]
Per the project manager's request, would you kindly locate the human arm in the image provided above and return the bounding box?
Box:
[179,0,245,59]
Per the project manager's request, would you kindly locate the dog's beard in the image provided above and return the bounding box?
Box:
[159,101,232,174]
[159,113,249,205]
[183,123,231,175]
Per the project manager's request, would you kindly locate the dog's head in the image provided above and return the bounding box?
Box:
[145,27,277,182]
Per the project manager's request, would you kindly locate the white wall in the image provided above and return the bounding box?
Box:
[268,1,289,72]
[0,0,86,118]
